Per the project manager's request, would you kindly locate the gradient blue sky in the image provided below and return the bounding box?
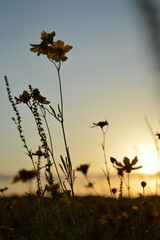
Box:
[0,0,160,192]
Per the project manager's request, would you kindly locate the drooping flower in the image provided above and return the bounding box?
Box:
[15,91,31,104]
[32,88,50,104]
[114,156,142,173]
[48,40,73,62]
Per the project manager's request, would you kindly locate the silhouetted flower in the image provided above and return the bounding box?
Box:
[76,164,89,175]
[92,120,108,129]
[12,169,37,183]
[48,40,73,62]
[141,181,147,188]
[110,157,116,164]
[114,156,142,173]
[15,91,31,104]
[112,188,117,194]
[32,88,50,104]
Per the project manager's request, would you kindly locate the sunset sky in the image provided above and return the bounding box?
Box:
[0,0,160,195]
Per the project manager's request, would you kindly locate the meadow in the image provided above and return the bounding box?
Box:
[0,194,160,240]
[1,30,160,239]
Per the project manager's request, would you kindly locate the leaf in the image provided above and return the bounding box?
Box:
[60,155,67,172]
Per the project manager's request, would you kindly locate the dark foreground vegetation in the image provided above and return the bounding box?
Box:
[0,195,160,240]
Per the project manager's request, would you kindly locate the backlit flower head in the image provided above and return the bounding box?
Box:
[12,169,37,183]
[15,91,31,104]
[30,41,49,56]
[48,40,73,62]
[114,156,142,173]
[76,164,90,175]
[32,88,50,104]
[30,31,73,62]
[92,120,109,129]
[41,31,55,44]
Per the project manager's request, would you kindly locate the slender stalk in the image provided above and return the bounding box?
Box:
[51,60,77,219]
[127,173,130,198]
[101,127,113,198]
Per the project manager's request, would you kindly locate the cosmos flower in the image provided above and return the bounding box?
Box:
[92,120,109,129]
[12,169,37,183]
[30,31,73,62]
[114,156,142,173]
[32,88,50,104]
[30,41,49,56]
[41,31,55,43]
[76,164,90,175]
[48,40,73,62]
[15,91,31,104]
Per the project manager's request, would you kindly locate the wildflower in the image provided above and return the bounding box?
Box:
[12,169,37,183]
[41,31,55,43]
[30,41,50,56]
[111,188,117,194]
[141,181,147,188]
[48,40,73,62]
[32,88,50,104]
[76,164,90,175]
[92,120,108,129]
[114,156,142,173]
[15,91,31,104]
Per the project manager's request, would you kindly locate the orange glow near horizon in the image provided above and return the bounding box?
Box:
[138,151,160,175]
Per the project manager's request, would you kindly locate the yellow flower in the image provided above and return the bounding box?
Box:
[48,40,73,62]
[41,31,55,43]
[15,91,31,104]
[30,41,49,56]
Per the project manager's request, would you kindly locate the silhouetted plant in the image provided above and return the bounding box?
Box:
[92,120,113,197]
[76,164,99,195]
[141,181,147,197]
[111,156,142,198]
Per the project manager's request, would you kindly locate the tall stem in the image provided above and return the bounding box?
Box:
[102,128,113,198]
[127,173,130,198]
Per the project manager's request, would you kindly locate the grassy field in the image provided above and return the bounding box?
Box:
[0,195,160,240]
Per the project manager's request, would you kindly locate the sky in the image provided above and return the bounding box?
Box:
[0,0,160,196]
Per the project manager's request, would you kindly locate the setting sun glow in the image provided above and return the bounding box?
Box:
[138,151,160,175]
